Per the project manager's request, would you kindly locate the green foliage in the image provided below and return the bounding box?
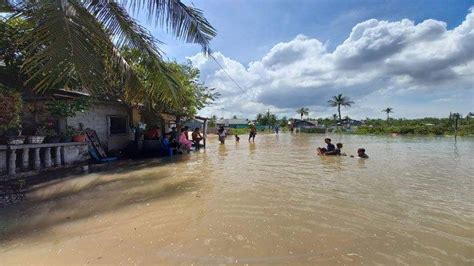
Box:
[45,97,92,118]
[328,94,354,121]
[256,110,277,127]
[208,115,217,128]
[354,117,474,136]
[62,126,77,137]
[164,60,219,116]
[0,85,23,131]
[2,1,215,96]
[36,121,57,136]
[280,116,288,127]
[228,128,249,135]
[119,48,218,117]
[0,17,31,89]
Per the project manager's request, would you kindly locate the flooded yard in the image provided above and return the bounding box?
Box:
[0,134,473,265]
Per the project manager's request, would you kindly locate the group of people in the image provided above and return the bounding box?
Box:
[145,125,204,153]
[217,124,258,144]
[317,138,369,158]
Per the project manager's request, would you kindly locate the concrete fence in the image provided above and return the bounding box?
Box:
[0,142,89,178]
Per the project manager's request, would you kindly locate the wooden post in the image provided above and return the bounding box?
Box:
[203,118,208,148]
[33,148,41,170]
[8,149,16,175]
[44,147,52,168]
[21,148,29,171]
[454,115,459,141]
[54,146,62,166]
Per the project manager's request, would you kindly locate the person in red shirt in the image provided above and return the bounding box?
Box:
[146,126,161,140]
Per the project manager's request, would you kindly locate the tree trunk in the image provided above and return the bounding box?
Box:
[387,113,389,121]
[337,105,341,123]
[300,113,303,120]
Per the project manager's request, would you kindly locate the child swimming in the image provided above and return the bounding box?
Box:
[350,148,369,158]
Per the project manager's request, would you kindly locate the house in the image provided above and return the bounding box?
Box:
[216,118,249,129]
[22,90,135,153]
[292,119,317,128]
[337,118,363,128]
[184,118,204,131]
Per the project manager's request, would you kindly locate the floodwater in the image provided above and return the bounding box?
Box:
[0,134,473,265]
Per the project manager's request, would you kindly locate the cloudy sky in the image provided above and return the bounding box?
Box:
[139,0,474,120]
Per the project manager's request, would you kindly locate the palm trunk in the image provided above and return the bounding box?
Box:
[337,105,341,123]
[387,113,389,121]
[301,114,303,120]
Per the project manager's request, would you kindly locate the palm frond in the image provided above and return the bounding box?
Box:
[87,1,183,103]
[19,1,115,92]
[123,0,216,54]
[0,0,16,12]
[87,0,161,57]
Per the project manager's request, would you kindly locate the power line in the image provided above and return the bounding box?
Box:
[209,53,248,94]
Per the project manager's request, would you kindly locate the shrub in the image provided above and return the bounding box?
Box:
[0,85,23,131]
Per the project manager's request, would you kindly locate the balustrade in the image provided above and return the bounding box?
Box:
[0,142,88,176]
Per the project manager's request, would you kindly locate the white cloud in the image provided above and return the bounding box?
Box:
[189,9,474,119]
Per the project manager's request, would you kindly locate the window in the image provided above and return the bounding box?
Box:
[108,116,128,135]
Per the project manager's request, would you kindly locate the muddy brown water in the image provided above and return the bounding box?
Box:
[0,134,473,265]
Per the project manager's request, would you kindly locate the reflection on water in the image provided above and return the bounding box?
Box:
[0,134,473,265]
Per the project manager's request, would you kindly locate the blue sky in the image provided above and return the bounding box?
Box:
[135,0,474,119]
[143,0,473,62]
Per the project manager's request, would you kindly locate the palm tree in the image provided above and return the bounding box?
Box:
[328,94,354,122]
[467,112,473,121]
[2,0,216,103]
[382,107,394,121]
[296,107,309,120]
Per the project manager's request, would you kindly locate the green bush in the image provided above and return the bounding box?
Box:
[353,117,474,136]
[0,85,23,131]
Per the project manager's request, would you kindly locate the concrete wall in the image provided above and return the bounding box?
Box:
[0,145,7,176]
[67,102,132,152]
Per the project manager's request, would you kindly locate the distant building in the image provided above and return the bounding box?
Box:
[216,118,249,129]
[337,118,363,127]
[292,119,317,128]
[184,118,204,130]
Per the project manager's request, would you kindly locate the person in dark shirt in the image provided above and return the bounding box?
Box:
[325,142,345,156]
[351,148,369,158]
[325,138,335,152]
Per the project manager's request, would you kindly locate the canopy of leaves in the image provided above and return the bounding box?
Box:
[0,84,23,130]
[119,48,219,117]
[1,0,216,102]
[45,97,92,118]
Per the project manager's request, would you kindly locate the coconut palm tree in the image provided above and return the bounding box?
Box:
[382,107,394,121]
[1,0,216,104]
[296,107,309,120]
[327,94,354,122]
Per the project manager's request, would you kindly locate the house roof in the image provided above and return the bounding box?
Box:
[216,118,249,125]
[292,119,316,126]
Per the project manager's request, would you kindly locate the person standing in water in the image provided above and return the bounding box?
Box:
[249,124,257,142]
[218,126,227,144]
[274,124,280,135]
[351,148,369,158]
